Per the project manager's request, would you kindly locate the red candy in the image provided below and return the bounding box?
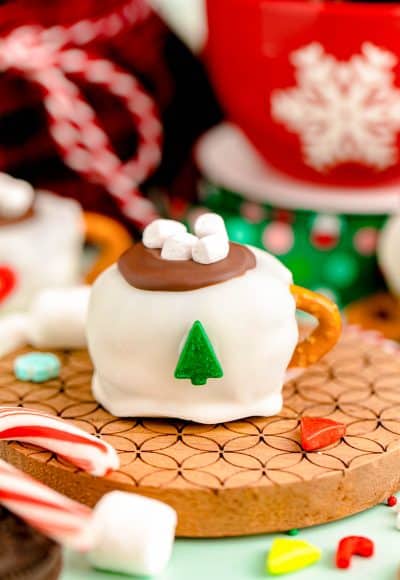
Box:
[336,536,374,569]
[387,496,397,507]
[300,417,346,451]
[0,266,16,303]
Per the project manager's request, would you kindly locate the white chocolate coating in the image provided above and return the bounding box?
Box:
[0,173,34,219]
[87,491,177,576]
[0,192,84,314]
[0,315,28,357]
[87,246,298,423]
[378,215,400,296]
[27,286,90,350]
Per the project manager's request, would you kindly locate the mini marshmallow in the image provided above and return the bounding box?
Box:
[87,491,177,577]
[161,232,198,261]
[192,234,230,264]
[143,219,186,249]
[194,212,228,239]
[0,315,29,357]
[0,173,35,219]
[27,286,90,350]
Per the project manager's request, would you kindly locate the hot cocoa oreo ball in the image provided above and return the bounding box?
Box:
[0,507,62,580]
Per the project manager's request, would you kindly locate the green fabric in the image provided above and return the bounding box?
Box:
[200,183,388,308]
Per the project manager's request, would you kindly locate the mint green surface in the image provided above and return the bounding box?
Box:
[62,498,399,580]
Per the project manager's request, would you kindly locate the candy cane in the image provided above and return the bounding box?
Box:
[0,458,91,550]
[0,407,119,476]
[0,0,162,228]
[0,457,177,575]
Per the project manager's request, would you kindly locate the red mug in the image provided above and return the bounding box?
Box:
[206,0,400,187]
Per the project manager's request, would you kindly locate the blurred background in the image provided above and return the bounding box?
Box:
[2,0,400,339]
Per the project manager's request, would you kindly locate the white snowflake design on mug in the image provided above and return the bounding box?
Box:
[271,42,400,172]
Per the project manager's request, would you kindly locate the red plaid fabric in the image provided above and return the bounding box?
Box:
[0,0,220,229]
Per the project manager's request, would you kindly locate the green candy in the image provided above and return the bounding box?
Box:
[175,321,223,386]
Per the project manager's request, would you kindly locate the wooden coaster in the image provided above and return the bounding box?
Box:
[1,327,400,538]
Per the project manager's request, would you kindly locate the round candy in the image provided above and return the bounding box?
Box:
[14,353,60,383]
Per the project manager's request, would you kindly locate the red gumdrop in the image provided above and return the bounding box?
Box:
[387,496,397,507]
[300,417,346,452]
[336,536,374,569]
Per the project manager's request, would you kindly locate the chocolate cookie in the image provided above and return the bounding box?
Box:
[346,292,400,341]
[0,507,62,580]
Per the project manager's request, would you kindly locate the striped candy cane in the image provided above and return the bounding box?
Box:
[0,0,162,228]
[0,458,177,575]
[0,458,92,550]
[0,407,119,476]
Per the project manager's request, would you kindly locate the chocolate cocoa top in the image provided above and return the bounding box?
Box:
[118,242,256,291]
[0,206,35,228]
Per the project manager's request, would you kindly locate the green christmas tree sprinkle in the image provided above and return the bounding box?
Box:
[174,321,223,386]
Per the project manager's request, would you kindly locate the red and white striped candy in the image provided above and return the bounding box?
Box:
[0,0,162,228]
[0,407,119,476]
[0,458,92,550]
[0,459,177,575]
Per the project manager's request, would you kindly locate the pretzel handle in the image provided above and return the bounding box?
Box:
[82,212,132,284]
[289,285,342,368]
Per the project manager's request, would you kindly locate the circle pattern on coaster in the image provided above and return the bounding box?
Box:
[0,327,400,537]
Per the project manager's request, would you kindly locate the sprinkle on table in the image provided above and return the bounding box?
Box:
[14,352,61,383]
[335,536,374,569]
[300,416,346,451]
